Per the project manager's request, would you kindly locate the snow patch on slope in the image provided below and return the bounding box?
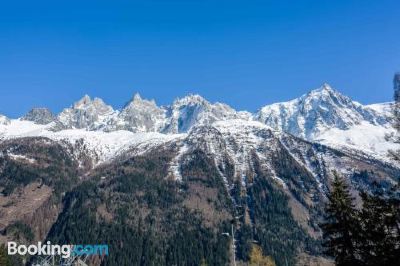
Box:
[212,120,286,186]
[315,121,399,162]
[168,142,189,181]
[0,120,183,164]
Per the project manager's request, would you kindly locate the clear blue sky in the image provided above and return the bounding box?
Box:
[0,0,399,117]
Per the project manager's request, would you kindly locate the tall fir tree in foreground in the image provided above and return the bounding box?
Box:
[322,177,399,266]
[358,188,400,266]
[320,173,361,266]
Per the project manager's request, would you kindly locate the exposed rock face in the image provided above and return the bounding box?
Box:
[53,93,245,134]
[163,94,243,133]
[57,95,117,130]
[21,108,56,124]
[112,93,167,132]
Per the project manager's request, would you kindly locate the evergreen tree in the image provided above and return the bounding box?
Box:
[358,188,400,266]
[320,173,361,266]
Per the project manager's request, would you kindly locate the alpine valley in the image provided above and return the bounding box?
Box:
[0,84,398,266]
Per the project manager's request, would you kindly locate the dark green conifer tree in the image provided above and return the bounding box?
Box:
[320,173,361,266]
[358,189,400,266]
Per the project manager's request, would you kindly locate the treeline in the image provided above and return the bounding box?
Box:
[321,173,400,266]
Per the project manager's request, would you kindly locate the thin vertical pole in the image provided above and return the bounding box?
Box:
[231,223,236,266]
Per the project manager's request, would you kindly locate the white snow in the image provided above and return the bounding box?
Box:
[0,120,183,164]
[315,121,399,162]
[7,153,37,164]
[256,85,396,161]
[212,120,281,182]
[168,143,189,181]
[0,88,397,168]
[365,102,393,117]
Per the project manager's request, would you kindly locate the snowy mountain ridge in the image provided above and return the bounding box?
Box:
[256,84,390,138]
[0,83,397,164]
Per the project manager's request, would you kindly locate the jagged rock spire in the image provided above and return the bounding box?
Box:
[22,108,56,125]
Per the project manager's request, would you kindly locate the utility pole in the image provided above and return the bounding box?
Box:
[230,215,243,266]
[231,222,236,266]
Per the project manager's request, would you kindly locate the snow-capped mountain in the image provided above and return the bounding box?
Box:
[112,93,167,132]
[0,83,397,163]
[0,119,183,166]
[4,117,397,266]
[56,95,117,130]
[165,120,397,192]
[0,83,398,266]
[255,84,395,160]
[256,83,389,139]
[53,93,247,134]
[163,94,245,133]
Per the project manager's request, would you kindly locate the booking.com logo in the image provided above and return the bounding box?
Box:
[7,241,109,258]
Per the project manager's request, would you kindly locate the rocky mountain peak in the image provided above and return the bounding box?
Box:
[132,92,143,102]
[123,93,158,110]
[304,83,344,101]
[21,108,56,125]
[56,95,115,130]
[114,94,166,133]
[72,95,112,113]
[73,94,92,108]
[172,94,209,107]
[256,84,389,139]
[320,82,334,92]
[163,94,242,134]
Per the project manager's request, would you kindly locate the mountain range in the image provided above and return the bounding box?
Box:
[0,83,396,164]
[0,83,398,266]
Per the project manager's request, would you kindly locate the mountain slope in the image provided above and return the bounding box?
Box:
[255,84,396,161]
[42,120,399,265]
[0,120,183,166]
[0,84,398,265]
[0,117,398,265]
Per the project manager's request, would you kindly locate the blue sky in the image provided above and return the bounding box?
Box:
[0,0,399,117]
